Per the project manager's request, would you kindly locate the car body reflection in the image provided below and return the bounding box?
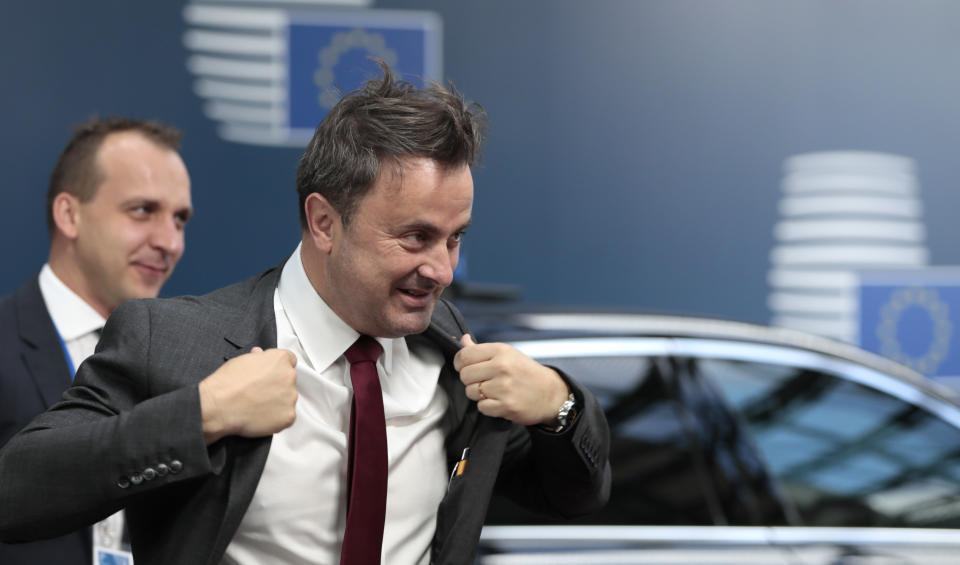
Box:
[468,311,960,564]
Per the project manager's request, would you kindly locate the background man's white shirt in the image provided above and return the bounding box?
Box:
[38,263,130,562]
[39,264,104,373]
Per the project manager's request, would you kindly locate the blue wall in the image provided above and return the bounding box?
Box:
[4,1,960,324]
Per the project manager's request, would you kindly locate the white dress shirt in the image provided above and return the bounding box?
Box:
[224,245,449,565]
[38,263,129,558]
[38,263,105,375]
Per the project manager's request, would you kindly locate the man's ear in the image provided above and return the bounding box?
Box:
[51,192,81,240]
[304,193,340,253]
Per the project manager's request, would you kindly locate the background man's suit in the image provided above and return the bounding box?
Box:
[0,275,91,565]
[0,264,611,565]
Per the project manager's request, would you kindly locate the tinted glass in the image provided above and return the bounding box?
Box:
[485,354,789,526]
[701,358,960,528]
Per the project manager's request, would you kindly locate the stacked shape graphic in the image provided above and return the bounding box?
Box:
[769,151,929,343]
[181,0,441,147]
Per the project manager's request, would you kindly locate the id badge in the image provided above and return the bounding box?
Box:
[94,547,134,565]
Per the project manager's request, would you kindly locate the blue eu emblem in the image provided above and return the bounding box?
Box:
[183,3,441,146]
[859,269,960,381]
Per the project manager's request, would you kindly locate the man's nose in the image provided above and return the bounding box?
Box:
[151,216,185,258]
[419,243,456,287]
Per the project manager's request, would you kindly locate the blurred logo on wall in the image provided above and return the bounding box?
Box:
[182,0,442,146]
[768,151,960,385]
[859,269,960,385]
[768,151,929,343]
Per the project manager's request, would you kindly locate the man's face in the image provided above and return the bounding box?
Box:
[320,157,473,338]
[72,132,192,315]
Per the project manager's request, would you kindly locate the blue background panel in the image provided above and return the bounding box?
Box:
[289,22,430,130]
[860,280,960,379]
[8,1,960,331]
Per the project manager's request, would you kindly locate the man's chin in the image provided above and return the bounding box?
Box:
[384,308,435,337]
[122,283,165,302]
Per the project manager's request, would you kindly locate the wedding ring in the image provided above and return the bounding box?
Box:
[478,381,487,401]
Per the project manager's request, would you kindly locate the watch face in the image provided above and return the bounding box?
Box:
[557,395,577,425]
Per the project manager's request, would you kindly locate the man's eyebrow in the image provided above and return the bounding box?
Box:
[402,219,472,235]
[119,198,194,217]
[119,197,158,208]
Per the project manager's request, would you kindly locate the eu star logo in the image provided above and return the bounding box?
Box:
[875,287,952,374]
[859,268,960,383]
[182,1,442,146]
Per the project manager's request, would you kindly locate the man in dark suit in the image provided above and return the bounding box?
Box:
[0,117,193,564]
[0,65,609,565]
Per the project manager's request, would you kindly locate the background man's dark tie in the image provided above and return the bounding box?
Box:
[341,335,387,565]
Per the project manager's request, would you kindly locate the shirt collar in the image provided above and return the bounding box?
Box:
[37,263,107,341]
[277,243,400,374]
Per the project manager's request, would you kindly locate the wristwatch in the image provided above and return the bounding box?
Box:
[543,393,578,433]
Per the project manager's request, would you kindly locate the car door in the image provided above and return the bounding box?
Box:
[479,337,798,564]
[693,342,960,565]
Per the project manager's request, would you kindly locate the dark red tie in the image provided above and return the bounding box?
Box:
[341,335,387,565]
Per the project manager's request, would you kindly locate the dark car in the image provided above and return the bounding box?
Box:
[466,309,960,565]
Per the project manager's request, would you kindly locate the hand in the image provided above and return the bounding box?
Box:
[454,334,570,426]
[198,347,299,444]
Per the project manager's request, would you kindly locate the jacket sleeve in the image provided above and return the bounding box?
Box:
[495,369,612,519]
[0,299,216,542]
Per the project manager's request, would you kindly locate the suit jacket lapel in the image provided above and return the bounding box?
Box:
[222,267,281,357]
[209,265,283,563]
[415,302,478,463]
[16,276,72,407]
[418,301,516,563]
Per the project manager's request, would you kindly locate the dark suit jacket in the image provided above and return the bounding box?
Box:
[0,265,610,565]
[0,275,92,565]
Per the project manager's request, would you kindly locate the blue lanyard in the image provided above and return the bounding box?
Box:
[54,328,77,379]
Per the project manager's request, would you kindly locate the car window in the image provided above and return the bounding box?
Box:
[485,354,790,527]
[700,357,960,528]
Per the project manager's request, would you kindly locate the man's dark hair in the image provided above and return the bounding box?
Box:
[45,116,183,235]
[296,61,487,228]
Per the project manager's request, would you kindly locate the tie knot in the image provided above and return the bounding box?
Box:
[345,335,382,365]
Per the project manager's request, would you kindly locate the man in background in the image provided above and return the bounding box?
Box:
[0,116,193,564]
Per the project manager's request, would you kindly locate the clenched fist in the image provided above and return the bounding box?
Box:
[198,347,299,444]
[455,334,569,427]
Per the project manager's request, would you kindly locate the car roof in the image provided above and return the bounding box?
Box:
[462,307,960,406]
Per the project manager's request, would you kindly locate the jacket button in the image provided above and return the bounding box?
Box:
[169,460,183,474]
[130,472,144,485]
[156,463,169,477]
[117,476,131,489]
[143,467,157,481]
